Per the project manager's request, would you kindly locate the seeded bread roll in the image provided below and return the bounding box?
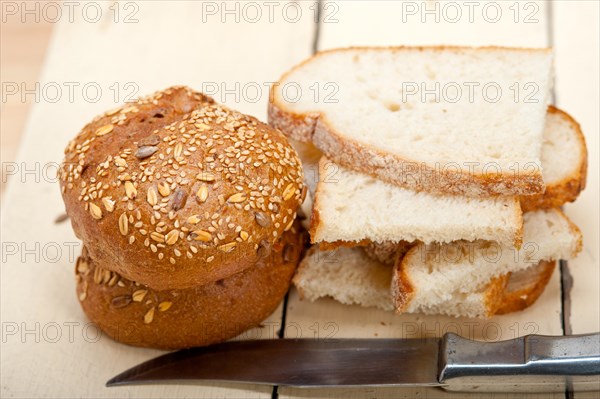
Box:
[75,223,304,349]
[60,86,305,290]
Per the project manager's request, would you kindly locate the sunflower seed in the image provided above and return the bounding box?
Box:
[89,203,102,219]
[196,184,208,203]
[138,134,160,147]
[132,289,148,302]
[158,301,172,312]
[171,188,187,210]
[147,187,158,206]
[144,307,155,324]
[165,229,179,245]
[124,181,137,199]
[257,240,271,258]
[54,213,69,224]
[95,124,114,136]
[254,212,270,227]
[119,213,129,236]
[227,193,246,203]
[111,295,132,308]
[283,244,295,262]
[136,146,158,159]
[191,230,211,242]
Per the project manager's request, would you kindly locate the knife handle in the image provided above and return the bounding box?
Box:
[439,332,600,392]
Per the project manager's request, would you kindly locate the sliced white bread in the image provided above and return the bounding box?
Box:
[393,208,582,318]
[270,46,553,197]
[293,245,556,318]
[293,246,395,312]
[358,107,587,263]
[290,107,588,222]
[519,106,587,211]
[311,157,523,248]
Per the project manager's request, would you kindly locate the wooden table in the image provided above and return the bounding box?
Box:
[1,2,598,398]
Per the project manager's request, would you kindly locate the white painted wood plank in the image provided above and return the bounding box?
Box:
[281,2,565,398]
[553,0,600,335]
[319,1,550,49]
[552,2,600,397]
[0,2,313,398]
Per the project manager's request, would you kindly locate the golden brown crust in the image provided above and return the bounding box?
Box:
[496,261,556,315]
[391,248,415,314]
[269,46,550,198]
[60,86,305,290]
[520,107,588,212]
[76,223,305,350]
[482,274,510,317]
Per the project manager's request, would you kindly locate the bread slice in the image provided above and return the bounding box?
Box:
[293,246,395,312]
[270,46,553,197]
[393,209,582,318]
[519,106,588,211]
[310,157,523,248]
[293,246,556,318]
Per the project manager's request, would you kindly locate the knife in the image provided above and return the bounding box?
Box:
[107,332,600,392]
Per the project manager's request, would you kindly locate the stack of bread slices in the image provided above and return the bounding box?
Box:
[269,46,587,318]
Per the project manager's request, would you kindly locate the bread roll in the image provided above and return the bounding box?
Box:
[60,86,305,290]
[75,223,305,349]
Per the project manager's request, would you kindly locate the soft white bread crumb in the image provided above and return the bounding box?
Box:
[520,106,587,211]
[311,157,522,247]
[293,246,394,312]
[394,209,582,318]
[270,46,553,197]
[293,246,559,318]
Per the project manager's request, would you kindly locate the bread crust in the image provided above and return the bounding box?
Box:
[269,46,550,197]
[60,86,305,290]
[76,223,304,350]
[496,260,556,314]
[520,107,588,211]
[391,249,415,314]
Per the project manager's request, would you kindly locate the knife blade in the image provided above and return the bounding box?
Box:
[107,332,600,392]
